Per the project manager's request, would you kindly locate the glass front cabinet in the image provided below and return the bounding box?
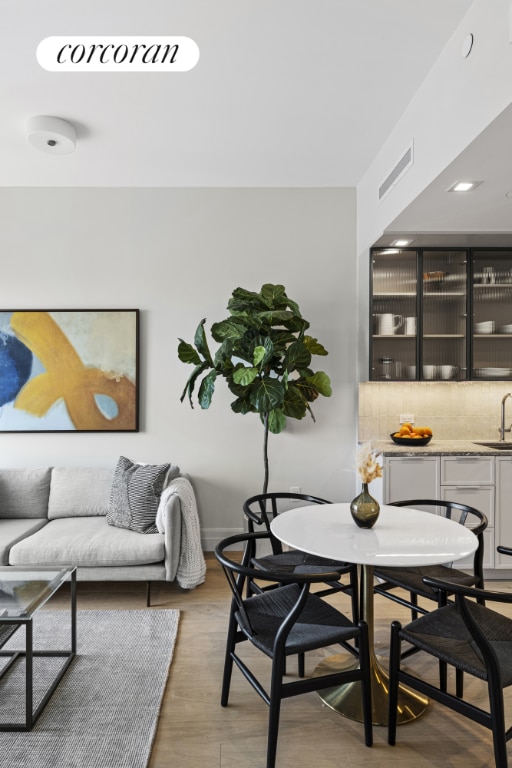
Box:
[370,247,512,381]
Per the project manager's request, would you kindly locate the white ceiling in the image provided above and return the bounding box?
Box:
[1,0,473,189]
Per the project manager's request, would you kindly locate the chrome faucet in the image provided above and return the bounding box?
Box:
[500,393,512,442]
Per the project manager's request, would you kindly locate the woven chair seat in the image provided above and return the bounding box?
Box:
[375,563,478,600]
[399,601,512,685]
[253,550,349,576]
[236,582,359,658]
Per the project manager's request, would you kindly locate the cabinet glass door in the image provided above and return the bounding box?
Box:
[371,249,417,380]
[421,251,467,381]
[472,250,512,380]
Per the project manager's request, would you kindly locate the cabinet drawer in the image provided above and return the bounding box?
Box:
[384,457,439,503]
[441,456,494,485]
[453,528,494,571]
[440,485,494,525]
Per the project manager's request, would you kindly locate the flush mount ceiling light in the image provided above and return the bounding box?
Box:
[446,180,483,193]
[390,238,413,247]
[27,115,76,154]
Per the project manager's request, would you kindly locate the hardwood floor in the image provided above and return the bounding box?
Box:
[48,556,512,768]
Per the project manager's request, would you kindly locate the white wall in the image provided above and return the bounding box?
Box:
[356,0,512,382]
[358,0,512,250]
[0,187,358,547]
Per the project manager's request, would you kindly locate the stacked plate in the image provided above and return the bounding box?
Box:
[499,325,512,334]
[475,367,512,378]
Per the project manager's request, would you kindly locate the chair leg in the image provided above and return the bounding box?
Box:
[439,660,447,692]
[455,667,464,698]
[488,677,508,768]
[146,581,151,607]
[267,655,285,768]
[221,616,237,707]
[297,652,305,678]
[388,621,402,746]
[410,592,419,621]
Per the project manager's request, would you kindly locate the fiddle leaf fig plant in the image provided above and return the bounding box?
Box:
[178,283,332,493]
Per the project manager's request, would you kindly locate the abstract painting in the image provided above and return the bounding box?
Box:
[0,310,139,432]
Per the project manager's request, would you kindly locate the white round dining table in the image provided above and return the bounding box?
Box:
[270,502,478,726]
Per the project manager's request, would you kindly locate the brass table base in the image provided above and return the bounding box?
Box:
[314,653,427,726]
[313,564,428,726]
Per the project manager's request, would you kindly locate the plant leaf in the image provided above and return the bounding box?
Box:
[282,384,308,419]
[210,318,247,343]
[304,335,329,356]
[267,408,287,434]
[179,361,210,406]
[284,340,312,372]
[231,396,254,414]
[253,346,266,366]
[194,320,214,366]
[177,339,202,365]
[233,366,259,386]
[198,370,217,409]
[305,371,332,397]
[249,377,285,411]
[260,283,286,308]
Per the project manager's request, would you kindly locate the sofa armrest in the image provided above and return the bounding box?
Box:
[161,492,182,581]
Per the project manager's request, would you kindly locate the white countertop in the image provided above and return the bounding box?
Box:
[375,439,512,456]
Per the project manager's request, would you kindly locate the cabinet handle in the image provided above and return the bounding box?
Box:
[453,486,481,490]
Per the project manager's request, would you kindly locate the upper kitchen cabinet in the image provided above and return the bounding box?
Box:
[370,247,512,382]
[472,250,512,380]
[370,248,468,381]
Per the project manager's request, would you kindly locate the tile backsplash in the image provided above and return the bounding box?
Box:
[358,381,512,442]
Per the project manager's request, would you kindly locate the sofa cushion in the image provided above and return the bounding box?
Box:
[0,519,48,565]
[0,468,52,519]
[107,456,170,534]
[9,517,165,568]
[48,467,115,519]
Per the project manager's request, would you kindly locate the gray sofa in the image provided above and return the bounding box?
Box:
[0,466,204,601]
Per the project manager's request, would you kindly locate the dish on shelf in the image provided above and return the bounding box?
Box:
[499,324,512,334]
[390,433,432,447]
[475,367,512,378]
[423,271,447,283]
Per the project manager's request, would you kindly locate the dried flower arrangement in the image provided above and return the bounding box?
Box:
[356,442,383,485]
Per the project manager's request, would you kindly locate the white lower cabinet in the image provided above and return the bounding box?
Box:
[496,457,512,569]
[384,453,500,572]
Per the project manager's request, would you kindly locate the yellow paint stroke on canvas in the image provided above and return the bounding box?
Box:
[11,312,136,430]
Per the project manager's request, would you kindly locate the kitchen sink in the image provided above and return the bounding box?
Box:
[472,441,512,450]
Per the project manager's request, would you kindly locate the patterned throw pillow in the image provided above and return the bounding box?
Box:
[107,456,170,534]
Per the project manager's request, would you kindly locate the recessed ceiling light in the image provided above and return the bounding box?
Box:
[390,239,413,247]
[447,181,483,192]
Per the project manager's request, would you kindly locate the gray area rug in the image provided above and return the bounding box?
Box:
[0,609,179,768]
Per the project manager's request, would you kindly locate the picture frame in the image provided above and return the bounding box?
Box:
[0,310,139,432]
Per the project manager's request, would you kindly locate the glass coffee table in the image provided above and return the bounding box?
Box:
[0,566,76,730]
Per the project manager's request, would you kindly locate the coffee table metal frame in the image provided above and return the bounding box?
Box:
[0,566,77,731]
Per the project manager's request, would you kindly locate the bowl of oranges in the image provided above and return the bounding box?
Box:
[390,423,433,446]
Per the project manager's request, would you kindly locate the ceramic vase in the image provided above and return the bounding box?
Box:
[350,482,380,529]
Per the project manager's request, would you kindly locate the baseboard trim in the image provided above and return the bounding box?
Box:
[201,526,245,552]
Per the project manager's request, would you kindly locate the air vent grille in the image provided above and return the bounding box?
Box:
[378,142,414,201]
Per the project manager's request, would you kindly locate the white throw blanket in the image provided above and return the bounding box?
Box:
[156,476,207,589]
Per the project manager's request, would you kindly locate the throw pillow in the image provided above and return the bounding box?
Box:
[107,456,171,534]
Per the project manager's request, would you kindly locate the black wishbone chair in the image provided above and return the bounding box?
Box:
[388,576,512,768]
[374,499,487,619]
[374,498,487,695]
[243,492,359,625]
[215,532,372,768]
